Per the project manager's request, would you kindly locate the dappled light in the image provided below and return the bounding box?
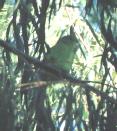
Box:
[0,0,117,130]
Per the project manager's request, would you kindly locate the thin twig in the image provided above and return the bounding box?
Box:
[0,39,116,104]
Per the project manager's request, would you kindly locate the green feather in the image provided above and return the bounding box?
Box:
[45,27,78,72]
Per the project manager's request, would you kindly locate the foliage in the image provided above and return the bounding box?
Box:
[0,0,117,131]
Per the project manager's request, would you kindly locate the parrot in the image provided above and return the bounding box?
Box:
[41,26,79,80]
[33,26,79,130]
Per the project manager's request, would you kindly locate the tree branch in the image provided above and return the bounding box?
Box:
[0,39,116,104]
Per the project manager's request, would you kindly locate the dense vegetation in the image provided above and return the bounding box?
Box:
[0,0,117,131]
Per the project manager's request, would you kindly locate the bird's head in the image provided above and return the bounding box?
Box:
[57,25,78,48]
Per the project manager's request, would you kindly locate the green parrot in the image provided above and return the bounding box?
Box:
[44,26,79,73]
[41,26,78,80]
